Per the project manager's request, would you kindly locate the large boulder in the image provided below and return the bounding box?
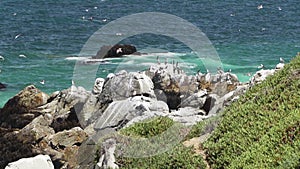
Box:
[100,71,156,101]
[5,154,54,169]
[0,85,49,128]
[16,114,54,144]
[93,96,169,133]
[94,44,137,59]
[38,85,89,132]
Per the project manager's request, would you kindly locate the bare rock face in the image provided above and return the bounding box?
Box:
[39,85,90,132]
[0,85,49,128]
[101,71,156,101]
[5,154,54,169]
[48,127,88,148]
[16,114,54,144]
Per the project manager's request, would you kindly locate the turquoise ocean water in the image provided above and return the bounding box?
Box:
[0,0,299,107]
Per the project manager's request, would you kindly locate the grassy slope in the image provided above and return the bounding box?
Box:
[117,116,207,168]
[204,53,300,169]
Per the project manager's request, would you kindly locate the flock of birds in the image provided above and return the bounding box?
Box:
[0,3,286,87]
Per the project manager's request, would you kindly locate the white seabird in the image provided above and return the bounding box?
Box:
[0,55,4,61]
[116,48,122,54]
[257,64,265,69]
[257,4,263,10]
[40,80,45,85]
[14,34,21,39]
[279,57,285,63]
[19,54,27,58]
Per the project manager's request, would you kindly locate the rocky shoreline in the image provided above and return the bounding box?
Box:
[0,59,285,169]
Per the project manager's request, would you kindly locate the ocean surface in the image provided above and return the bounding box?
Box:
[0,0,299,107]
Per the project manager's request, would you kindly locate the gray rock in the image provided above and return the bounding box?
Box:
[5,154,54,169]
[93,78,105,95]
[168,107,206,125]
[93,96,168,132]
[275,63,285,70]
[48,127,87,148]
[17,114,54,143]
[0,85,49,128]
[101,71,155,101]
[95,139,119,169]
[250,69,275,84]
[180,90,207,108]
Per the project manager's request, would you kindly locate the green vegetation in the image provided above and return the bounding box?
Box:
[117,116,207,168]
[102,53,300,169]
[204,53,300,168]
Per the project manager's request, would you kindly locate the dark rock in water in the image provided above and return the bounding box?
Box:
[93,44,137,59]
[0,85,49,128]
[0,82,6,89]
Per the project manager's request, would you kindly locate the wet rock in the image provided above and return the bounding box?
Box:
[0,82,6,89]
[5,154,54,169]
[94,44,137,59]
[0,85,49,128]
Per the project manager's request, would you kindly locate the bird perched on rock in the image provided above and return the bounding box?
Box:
[279,57,285,63]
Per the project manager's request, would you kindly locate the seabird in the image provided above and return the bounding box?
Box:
[156,56,160,64]
[164,58,168,65]
[245,73,252,77]
[257,4,263,10]
[257,64,265,69]
[278,7,282,11]
[14,34,21,39]
[217,67,224,74]
[40,80,45,85]
[0,55,4,61]
[279,57,285,63]
[102,18,107,22]
[19,54,26,58]
[94,6,98,9]
[116,48,122,54]
[85,9,89,12]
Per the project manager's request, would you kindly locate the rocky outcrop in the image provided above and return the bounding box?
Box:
[250,69,276,84]
[1,58,276,169]
[0,85,49,128]
[5,154,54,169]
[0,82,6,89]
[94,44,137,59]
